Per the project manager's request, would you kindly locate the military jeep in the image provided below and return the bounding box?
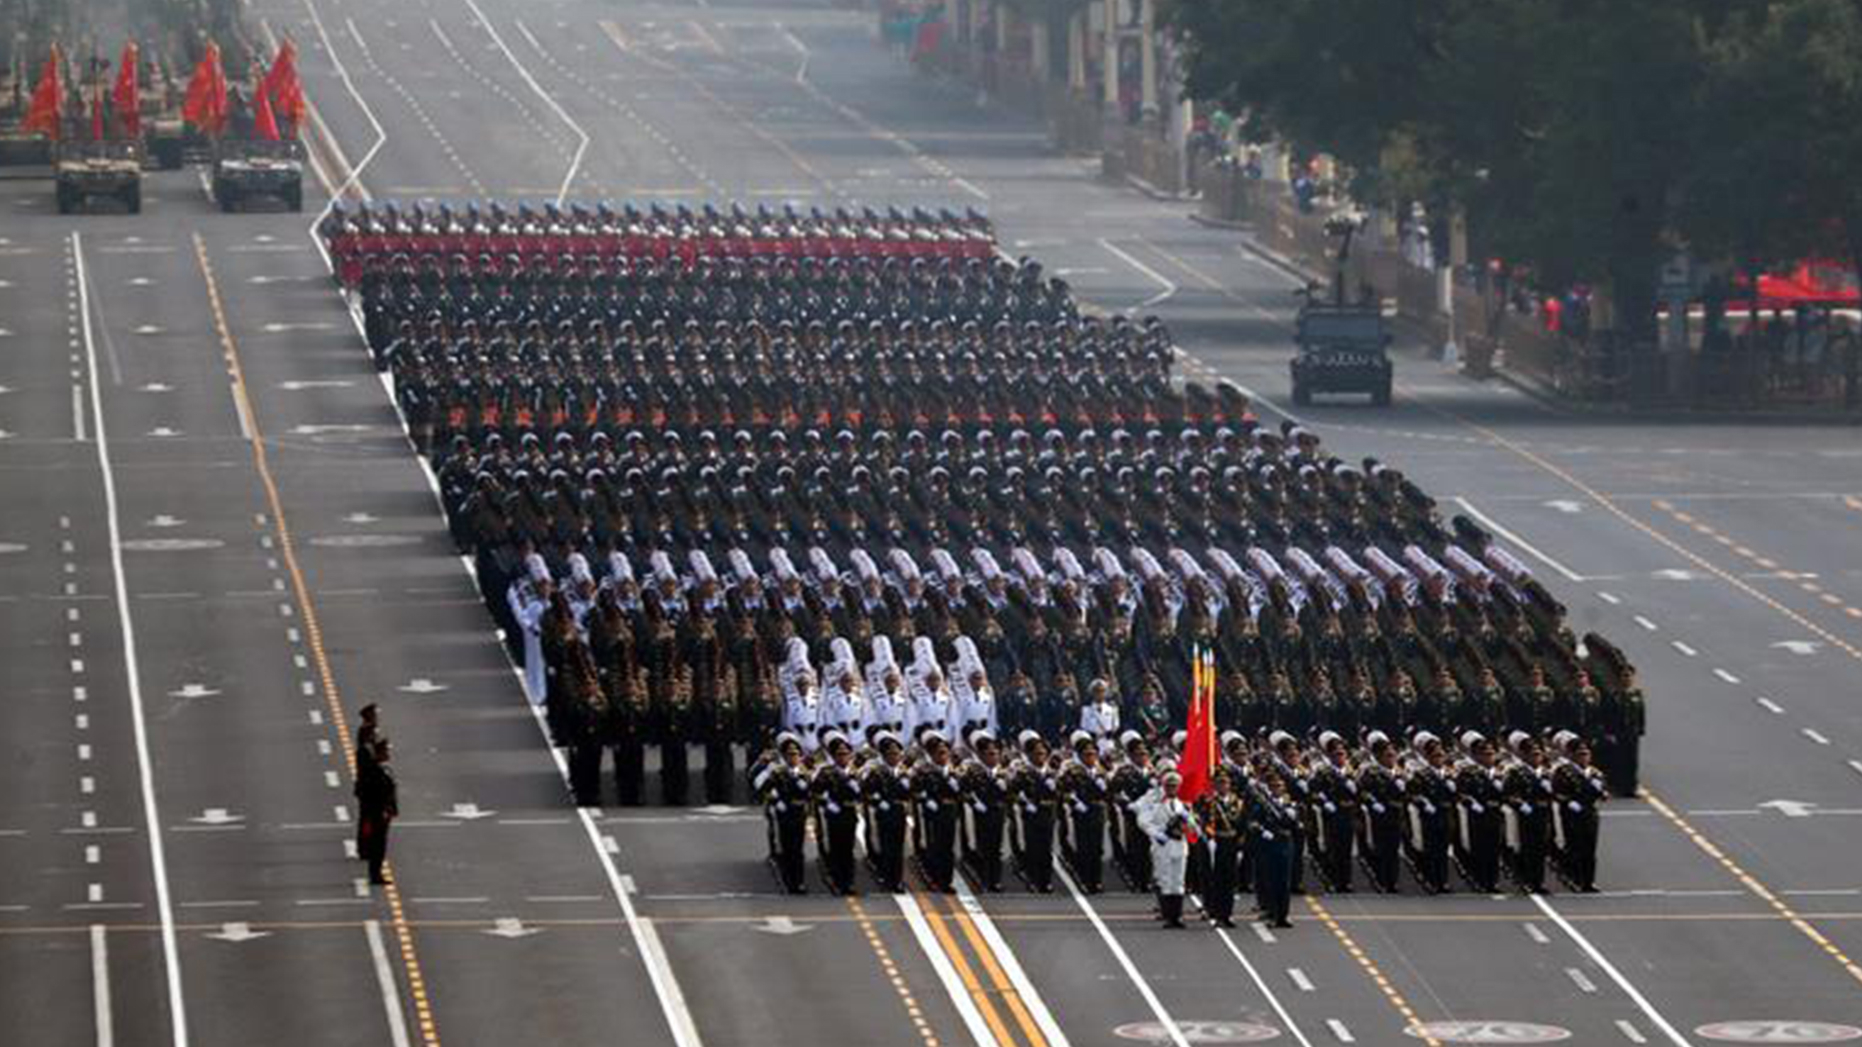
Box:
[1289,298,1393,406]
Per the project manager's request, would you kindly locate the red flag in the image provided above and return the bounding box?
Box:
[182,42,227,135]
[1178,647,1217,804]
[91,82,105,142]
[21,45,63,140]
[259,40,304,136]
[252,83,279,141]
[113,42,141,138]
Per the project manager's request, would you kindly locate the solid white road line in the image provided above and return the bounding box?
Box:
[1056,867,1191,1047]
[478,8,590,206]
[74,231,189,1047]
[1453,497,1585,583]
[92,925,113,1047]
[1530,894,1692,1045]
[895,894,996,1047]
[364,920,413,1047]
[1098,238,1177,311]
[948,876,1071,1047]
[305,0,387,269]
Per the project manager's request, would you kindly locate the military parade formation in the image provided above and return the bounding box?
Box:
[322,198,1640,918]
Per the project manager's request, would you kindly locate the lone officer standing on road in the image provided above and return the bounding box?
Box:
[354,704,383,859]
[355,737,400,886]
[1139,768,1195,929]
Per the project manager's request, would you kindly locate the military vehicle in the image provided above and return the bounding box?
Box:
[1288,209,1393,406]
[54,139,143,213]
[212,137,303,211]
[1289,298,1393,405]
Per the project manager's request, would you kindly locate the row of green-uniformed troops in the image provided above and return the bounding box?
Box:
[749,722,1607,926]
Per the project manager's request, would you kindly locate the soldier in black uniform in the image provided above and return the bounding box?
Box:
[1503,731,1553,894]
[1059,730,1109,893]
[813,731,863,895]
[913,731,962,892]
[1357,731,1405,892]
[1406,732,1456,893]
[1196,767,1249,927]
[1307,731,1359,893]
[863,731,912,892]
[960,731,1010,892]
[1110,731,1155,891]
[1250,768,1301,929]
[756,732,812,894]
[1551,733,1606,892]
[1453,732,1505,893]
[1011,731,1059,893]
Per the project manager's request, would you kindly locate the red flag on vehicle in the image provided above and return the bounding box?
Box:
[259,39,304,136]
[252,83,280,141]
[1177,647,1217,805]
[182,42,228,135]
[91,85,104,141]
[113,41,141,138]
[21,44,63,140]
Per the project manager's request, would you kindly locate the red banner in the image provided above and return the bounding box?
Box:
[113,42,141,139]
[21,45,63,140]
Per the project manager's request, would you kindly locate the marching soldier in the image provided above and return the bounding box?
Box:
[913,731,962,892]
[756,733,813,894]
[1307,731,1359,892]
[1059,730,1109,893]
[813,731,863,895]
[1195,767,1248,927]
[1138,768,1197,928]
[1550,733,1605,892]
[1503,731,1553,894]
[1110,731,1156,891]
[1249,768,1301,929]
[863,731,913,892]
[1010,731,1059,893]
[1453,732,1505,893]
[1405,732,1456,893]
[960,731,1010,892]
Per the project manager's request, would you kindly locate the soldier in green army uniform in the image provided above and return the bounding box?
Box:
[1195,767,1249,927]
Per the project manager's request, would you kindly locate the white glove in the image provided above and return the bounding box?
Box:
[1567,801,1582,813]
[878,801,891,812]
[1470,801,1484,814]
[827,802,841,815]
[1261,829,1275,841]
[1422,801,1436,815]
[925,800,939,812]
[774,801,787,813]
[1519,802,1533,815]
[1371,802,1386,814]
[1323,802,1337,814]
[972,802,987,814]
[1445,781,1457,793]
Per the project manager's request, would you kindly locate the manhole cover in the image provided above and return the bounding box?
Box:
[1698,1023,1862,1044]
[1406,1022,1572,1043]
[308,534,422,548]
[120,538,224,551]
[1114,1021,1279,1043]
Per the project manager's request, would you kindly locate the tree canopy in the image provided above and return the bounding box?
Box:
[1164,0,1862,340]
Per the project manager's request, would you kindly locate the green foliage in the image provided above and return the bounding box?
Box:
[1164,0,1862,337]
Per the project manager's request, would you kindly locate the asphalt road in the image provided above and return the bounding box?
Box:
[4,0,1862,1045]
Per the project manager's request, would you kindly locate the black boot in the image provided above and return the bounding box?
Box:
[1161,894,1185,928]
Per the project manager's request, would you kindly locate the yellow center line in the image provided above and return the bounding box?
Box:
[1305,895,1441,1047]
[920,890,1024,1047]
[194,233,444,1046]
[849,896,943,1047]
[1406,395,1862,987]
[938,892,1047,1047]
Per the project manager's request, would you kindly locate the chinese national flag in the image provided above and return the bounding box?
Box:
[1177,647,1217,805]
[21,45,63,140]
[113,42,141,139]
[259,40,304,136]
[182,42,228,135]
[252,84,279,141]
[91,83,104,142]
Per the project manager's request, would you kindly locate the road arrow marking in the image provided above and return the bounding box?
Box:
[750,915,813,935]
[1759,799,1817,818]
[168,684,220,699]
[206,922,269,942]
[189,808,243,825]
[442,803,495,820]
[483,917,542,939]
[1772,640,1822,656]
[147,427,181,438]
[397,678,448,694]
[148,515,185,528]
